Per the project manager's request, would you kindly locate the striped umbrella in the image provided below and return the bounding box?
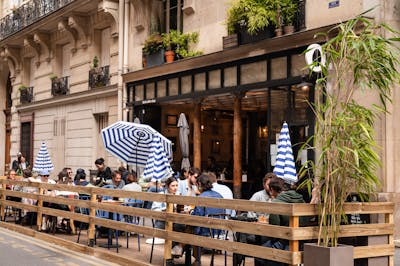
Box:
[143,135,173,181]
[32,141,54,172]
[101,121,173,168]
[273,122,297,184]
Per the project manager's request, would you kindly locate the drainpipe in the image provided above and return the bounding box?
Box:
[121,0,130,121]
[117,0,124,121]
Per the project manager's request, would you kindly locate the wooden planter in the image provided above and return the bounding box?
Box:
[304,243,353,266]
[222,34,238,49]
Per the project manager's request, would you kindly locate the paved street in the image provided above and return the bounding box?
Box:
[0,228,118,266]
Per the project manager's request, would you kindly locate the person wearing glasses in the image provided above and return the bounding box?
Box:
[178,167,200,197]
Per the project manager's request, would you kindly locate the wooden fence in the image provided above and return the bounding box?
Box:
[0,179,395,266]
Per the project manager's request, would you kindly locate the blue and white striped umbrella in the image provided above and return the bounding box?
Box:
[101,121,173,168]
[143,135,173,181]
[32,141,54,172]
[273,122,297,184]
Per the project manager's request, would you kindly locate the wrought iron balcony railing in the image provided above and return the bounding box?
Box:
[51,76,69,96]
[20,86,34,104]
[89,65,110,89]
[0,0,74,41]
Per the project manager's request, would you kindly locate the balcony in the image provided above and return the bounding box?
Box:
[20,86,34,104]
[88,65,110,89]
[0,0,74,41]
[51,76,69,96]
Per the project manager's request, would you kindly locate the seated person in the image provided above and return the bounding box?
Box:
[207,171,235,217]
[191,173,224,236]
[122,171,142,192]
[103,170,125,190]
[255,177,307,266]
[148,177,185,247]
[247,172,275,218]
[74,168,89,186]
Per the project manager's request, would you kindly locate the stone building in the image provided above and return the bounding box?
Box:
[0,0,399,238]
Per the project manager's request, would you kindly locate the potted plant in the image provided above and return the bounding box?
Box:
[161,31,176,63]
[162,30,202,61]
[280,0,298,34]
[142,33,165,67]
[226,0,278,44]
[19,84,32,103]
[300,13,400,265]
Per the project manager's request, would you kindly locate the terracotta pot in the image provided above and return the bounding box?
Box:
[165,50,175,63]
[275,27,283,37]
[283,25,295,35]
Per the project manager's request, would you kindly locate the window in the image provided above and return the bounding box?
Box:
[20,113,34,165]
[162,0,183,32]
[95,113,108,133]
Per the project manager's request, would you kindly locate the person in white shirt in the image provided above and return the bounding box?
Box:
[207,171,235,217]
[122,172,142,192]
[247,172,275,218]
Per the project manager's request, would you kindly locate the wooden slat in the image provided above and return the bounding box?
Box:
[0,200,38,212]
[2,190,39,200]
[353,244,394,259]
[167,231,302,264]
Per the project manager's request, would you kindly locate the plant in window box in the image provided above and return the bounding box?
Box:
[162,30,202,61]
[299,14,400,266]
[280,0,298,34]
[19,84,32,103]
[142,33,165,67]
[226,0,278,44]
[89,56,107,88]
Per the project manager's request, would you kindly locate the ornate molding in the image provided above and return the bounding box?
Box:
[33,32,51,63]
[57,20,78,53]
[23,36,41,66]
[68,15,90,49]
[98,0,119,38]
[1,45,21,76]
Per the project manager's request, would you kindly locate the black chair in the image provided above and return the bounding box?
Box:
[195,213,231,266]
[76,194,90,244]
[123,199,144,251]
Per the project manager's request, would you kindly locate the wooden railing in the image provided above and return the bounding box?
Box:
[0,179,394,265]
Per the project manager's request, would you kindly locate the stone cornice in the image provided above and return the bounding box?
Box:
[17,84,118,113]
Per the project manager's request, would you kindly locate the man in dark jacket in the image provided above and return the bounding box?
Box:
[255,179,307,266]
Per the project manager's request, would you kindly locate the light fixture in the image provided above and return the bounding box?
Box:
[296,75,313,91]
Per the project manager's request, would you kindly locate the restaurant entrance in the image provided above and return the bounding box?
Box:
[132,82,313,198]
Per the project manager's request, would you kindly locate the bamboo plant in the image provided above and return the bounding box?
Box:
[301,13,400,247]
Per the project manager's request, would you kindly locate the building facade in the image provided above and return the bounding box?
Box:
[0,0,399,238]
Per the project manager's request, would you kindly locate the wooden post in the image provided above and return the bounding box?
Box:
[88,189,97,247]
[193,101,202,169]
[0,182,6,221]
[36,186,44,231]
[164,196,174,265]
[386,213,394,266]
[233,94,242,198]
[289,216,299,266]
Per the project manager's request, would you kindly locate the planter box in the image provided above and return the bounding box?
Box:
[304,243,353,266]
[237,25,275,45]
[223,34,238,49]
[145,49,165,68]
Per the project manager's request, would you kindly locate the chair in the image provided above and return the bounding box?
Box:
[123,198,144,251]
[196,213,232,266]
[76,194,90,244]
